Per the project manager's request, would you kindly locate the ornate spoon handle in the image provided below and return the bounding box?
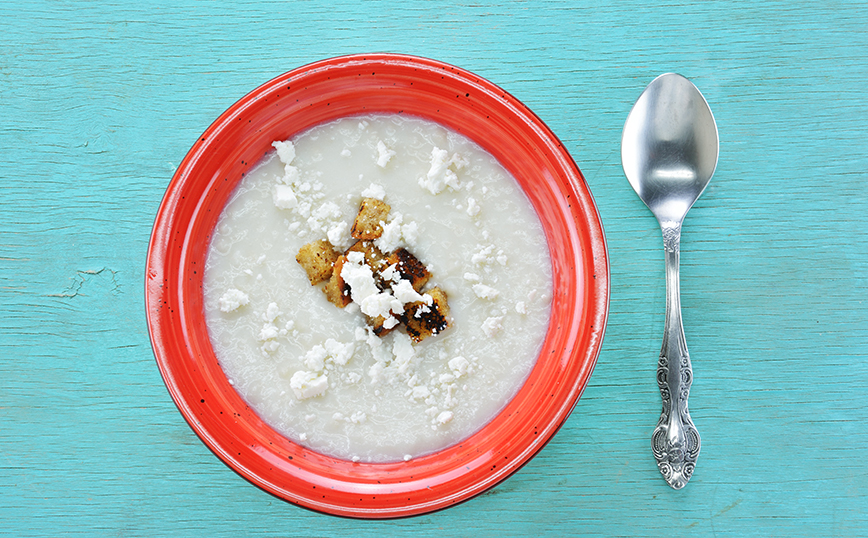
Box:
[652,223,700,489]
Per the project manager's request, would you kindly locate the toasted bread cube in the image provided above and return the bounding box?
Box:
[346,240,389,276]
[351,198,391,240]
[403,287,450,343]
[385,248,431,291]
[323,255,352,308]
[296,239,339,285]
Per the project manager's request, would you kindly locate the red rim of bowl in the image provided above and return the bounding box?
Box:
[146,53,609,519]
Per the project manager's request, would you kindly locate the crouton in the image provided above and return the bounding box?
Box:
[296,239,339,285]
[322,254,352,308]
[385,248,431,291]
[351,198,391,240]
[402,287,451,343]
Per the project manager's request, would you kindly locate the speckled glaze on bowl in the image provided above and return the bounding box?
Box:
[146,54,609,519]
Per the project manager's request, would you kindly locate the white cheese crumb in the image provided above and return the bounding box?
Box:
[376,140,396,167]
[463,272,481,282]
[436,411,454,425]
[260,340,279,354]
[472,283,500,300]
[326,220,352,250]
[299,433,308,441]
[471,244,495,265]
[303,345,328,371]
[352,456,361,462]
[289,371,328,400]
[466,197,481,217]
[324,338,355,366]
[515,301,527,314]
[273,184,299,210]
[361,183,387,200]
[346,372,362,384]
[341,253,401,318]
[258,323,280,341]
[448,356,470,377]
[340,148,351,157]
[218,288,249,312]
[482,316,504,338]
[418,147,460,194]
[403,455,412,462]
[263,302,281,322]
[272,140,296,165]
[375,213,418,253]
[392,279,432,305]
[383,315,400,329]
[411,386,431,400]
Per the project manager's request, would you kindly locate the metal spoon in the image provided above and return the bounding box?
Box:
[621,73,719,489]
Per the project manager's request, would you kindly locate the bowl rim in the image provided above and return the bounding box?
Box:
[146,53,609,519]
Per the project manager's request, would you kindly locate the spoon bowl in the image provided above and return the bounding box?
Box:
[622,73,718,223]
[621,73,718,489]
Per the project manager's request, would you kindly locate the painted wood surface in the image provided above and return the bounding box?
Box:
[2,1,866,536]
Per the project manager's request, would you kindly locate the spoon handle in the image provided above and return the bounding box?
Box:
[652,222,700,489]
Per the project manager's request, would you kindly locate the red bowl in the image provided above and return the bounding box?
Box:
[146,54,609,518]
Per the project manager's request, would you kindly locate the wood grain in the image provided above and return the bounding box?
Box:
[2,0,866,535]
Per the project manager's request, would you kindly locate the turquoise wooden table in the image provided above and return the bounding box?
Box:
[2,1,866,536]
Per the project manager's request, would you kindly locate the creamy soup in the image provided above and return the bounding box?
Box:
[203,114,552,462]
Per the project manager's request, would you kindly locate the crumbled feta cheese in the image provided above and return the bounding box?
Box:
[375,213,418,253]
[391,333,416,375]
[392,279,432,305]
[411,386,431,400]
[299,433,308,441]
[258,323,280,341]
[289,370,328,400]
[341,253,400,318]
[515,301,527,314]
[324,338,355,366]
[472,283,500,300]
[314,201,341,221]
[273,184,298,210]
[263,302,281,322]
[303,345,328,371]
[326,220,352,250]
[346,372,362,384]
[361,183,387,200]
[403,454,412,462]
[376,141,396,167]
[218,288,249,312]
[482,316,504,338]
[466,197,481,217]
[419,147,460,195]
[436,411,454,425]
[340,148,351,157]
[260,340,280,354]
[472,244,496,265]
[448,356,470,377]
[272,140,296,164]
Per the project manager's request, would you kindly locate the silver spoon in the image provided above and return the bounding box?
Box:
[621,73,719,489]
